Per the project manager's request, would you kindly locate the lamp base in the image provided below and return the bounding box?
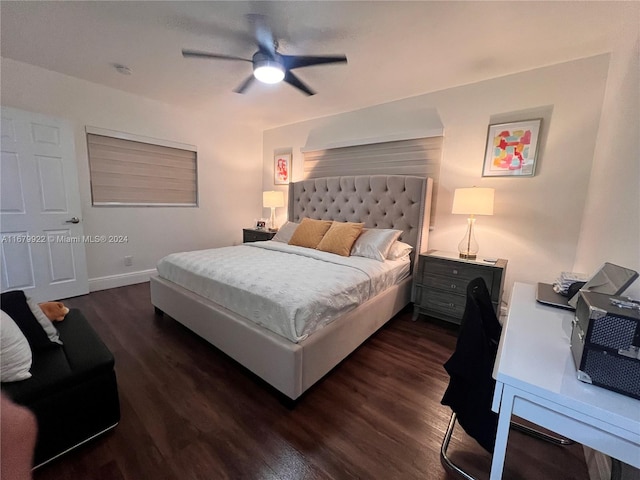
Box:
[269,207,277,231]
[457,216,479,260]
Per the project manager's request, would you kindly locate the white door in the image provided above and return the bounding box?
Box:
[1,107,89,301]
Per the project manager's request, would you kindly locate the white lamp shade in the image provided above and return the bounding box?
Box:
[263,190,284,208]
[452,187,495,216]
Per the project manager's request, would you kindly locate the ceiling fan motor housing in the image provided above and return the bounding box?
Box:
[252,51,285,84]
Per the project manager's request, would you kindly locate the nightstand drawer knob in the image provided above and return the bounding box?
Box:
[451,284,456,289]
[452,269,458,275]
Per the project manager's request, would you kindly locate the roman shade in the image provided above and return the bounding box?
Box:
[302,137,442,180]
[86,128,197,206]
[302,137,442,224]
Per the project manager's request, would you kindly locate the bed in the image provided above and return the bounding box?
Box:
[150,175,433,401]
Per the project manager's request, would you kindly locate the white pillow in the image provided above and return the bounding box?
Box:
[27,297,62,345]
[351,228,402,262]
[1,310,33,382]
[387,241,413,260]
[272,221,299,243]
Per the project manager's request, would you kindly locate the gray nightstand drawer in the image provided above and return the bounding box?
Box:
[415,286,466,320]
[420,258,494,285]
[420,273,480,296]
[413,250,507,325]
[243,229,276,243]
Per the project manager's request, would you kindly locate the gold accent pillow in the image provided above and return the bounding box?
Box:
[317,221,365,256]
[288,218,333,249]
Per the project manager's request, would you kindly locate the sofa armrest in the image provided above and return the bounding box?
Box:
[55,309,114,374]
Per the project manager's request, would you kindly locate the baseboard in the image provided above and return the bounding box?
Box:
[584,446,611,480]
[89,269,156,292]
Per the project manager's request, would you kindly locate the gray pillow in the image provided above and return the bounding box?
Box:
[351,228,402,261]
[272,221,299,243]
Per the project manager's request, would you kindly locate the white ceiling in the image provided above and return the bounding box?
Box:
[0,1,634,130]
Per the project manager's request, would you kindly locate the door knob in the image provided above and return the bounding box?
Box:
[65,217,80,224]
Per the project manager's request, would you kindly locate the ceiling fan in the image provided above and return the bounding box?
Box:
[182,14,347,96]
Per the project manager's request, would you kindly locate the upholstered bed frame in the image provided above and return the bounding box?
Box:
[150,175,432,401]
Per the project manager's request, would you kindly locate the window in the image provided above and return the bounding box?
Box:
[86,127,197,206]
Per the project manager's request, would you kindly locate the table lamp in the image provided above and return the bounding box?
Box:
[263,190,285,231]
[451,187,494,259]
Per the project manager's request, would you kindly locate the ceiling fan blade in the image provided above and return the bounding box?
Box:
[284,71,315,96]
[233,74,256,94]
[182,49,251,62]
[169,16,255,46]
[246,14,276,55]
[282,55,347,70]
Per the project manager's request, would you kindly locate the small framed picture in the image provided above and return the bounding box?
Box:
[482,119,542,177]
[274,152,291,185]
[255,219,266,230]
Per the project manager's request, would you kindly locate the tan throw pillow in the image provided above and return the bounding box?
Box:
[288,218,333,249]
[317,222,365,256]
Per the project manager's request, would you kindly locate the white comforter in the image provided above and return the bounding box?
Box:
[156,241,409,343]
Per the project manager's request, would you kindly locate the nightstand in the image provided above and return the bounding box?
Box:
[413,250,507,325]
[243,228,276,243]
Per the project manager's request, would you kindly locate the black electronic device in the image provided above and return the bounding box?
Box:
[571,290,640,399]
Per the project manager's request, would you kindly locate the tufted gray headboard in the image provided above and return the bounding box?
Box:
[288,175,433,270]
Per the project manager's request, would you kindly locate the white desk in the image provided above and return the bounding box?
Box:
[490,282,640,479]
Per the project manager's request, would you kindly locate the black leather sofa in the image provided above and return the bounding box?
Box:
[1,304,120,467]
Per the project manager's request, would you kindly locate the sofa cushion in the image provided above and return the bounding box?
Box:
[0,291,55,351]
[1,309,114,404]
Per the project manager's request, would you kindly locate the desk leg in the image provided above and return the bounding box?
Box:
[490,388,515,480]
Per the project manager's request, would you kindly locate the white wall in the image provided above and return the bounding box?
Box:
[1,58,263,291]
[263,55,613,305]
[574,28,640,300]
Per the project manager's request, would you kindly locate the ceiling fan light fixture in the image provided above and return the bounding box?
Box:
[253,61,285,84]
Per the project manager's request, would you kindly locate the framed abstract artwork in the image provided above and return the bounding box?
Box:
[482,119,542,177]
[274,152,291,185]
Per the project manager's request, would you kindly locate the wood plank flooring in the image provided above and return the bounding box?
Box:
[34,283,588,480]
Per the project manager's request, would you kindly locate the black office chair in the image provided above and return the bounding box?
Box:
[440,277,571,480]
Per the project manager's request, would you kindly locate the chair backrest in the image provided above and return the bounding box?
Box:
[465,277,502,345]
[440,277,502,453]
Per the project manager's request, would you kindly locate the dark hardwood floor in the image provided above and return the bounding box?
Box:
[34,283,588,480]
